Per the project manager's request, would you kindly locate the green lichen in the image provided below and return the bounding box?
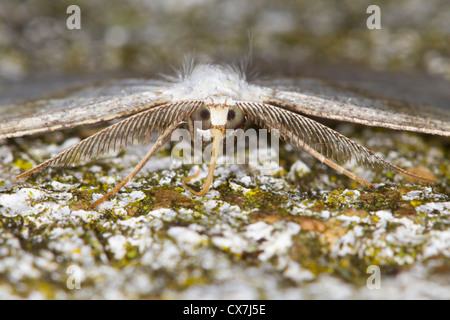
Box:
[242,189,288,213]
[13,158,34,171]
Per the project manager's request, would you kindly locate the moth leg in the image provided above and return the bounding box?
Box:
[16,155,53,179]
[182,127,224,196]
[316,152,374,188]
[292,133,435,187]
[291,134,374,189]
[91,127,175,209]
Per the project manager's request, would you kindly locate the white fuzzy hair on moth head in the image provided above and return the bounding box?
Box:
[166,57,255,102]
[175,55,251,81]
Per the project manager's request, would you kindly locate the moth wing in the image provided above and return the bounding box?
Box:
[0,78,173,139]
[257,73,450,136]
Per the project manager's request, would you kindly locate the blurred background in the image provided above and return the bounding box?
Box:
[1,0,449,82]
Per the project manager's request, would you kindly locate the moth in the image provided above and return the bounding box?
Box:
[1,61,449,209]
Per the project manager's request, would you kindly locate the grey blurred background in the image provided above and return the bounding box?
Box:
[1,0,449,82]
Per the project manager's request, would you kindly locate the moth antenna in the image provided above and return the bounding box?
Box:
[292,133,374,189]
[182,127,224,196]
[237,102,437,186]
[16,100,202,179]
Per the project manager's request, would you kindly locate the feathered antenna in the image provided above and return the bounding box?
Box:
[17,100,204,207]
[236,101,437,187]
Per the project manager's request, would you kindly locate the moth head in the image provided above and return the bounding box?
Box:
[191,105,245,130]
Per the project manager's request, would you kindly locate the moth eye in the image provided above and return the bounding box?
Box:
[227,110,236,121]
[191,107,211,129]
[226,106,245,129]
[200,109,210,120]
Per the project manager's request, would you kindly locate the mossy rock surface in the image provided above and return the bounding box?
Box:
[0,125,448,299]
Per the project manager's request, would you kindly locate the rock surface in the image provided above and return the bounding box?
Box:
[0,0,449,300]
[0,125,449,299]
